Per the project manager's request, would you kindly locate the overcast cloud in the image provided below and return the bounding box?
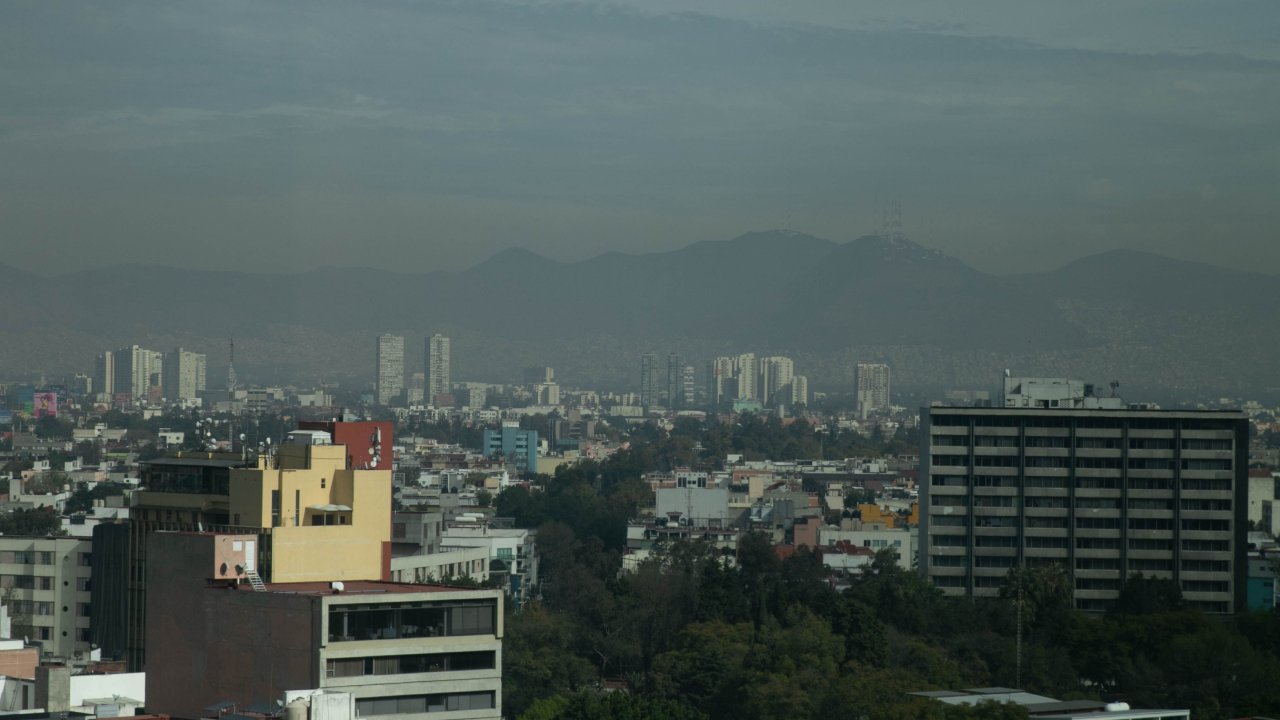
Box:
[1,0,1277,275]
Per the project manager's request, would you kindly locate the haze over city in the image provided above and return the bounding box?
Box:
[3,3,1280,719]
[2,0,1279,275]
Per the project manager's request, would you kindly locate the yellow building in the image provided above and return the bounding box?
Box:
[119,436,393,669]
[228,441,392,583]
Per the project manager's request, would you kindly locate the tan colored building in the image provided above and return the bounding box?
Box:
[0,536,93,659]
[147,533,502,720]
[111,434,393,670]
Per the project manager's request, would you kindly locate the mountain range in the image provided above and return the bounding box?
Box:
[2,231,1276,400]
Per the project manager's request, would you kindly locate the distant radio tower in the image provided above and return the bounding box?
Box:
[227,337,238,396]
[881,199,904,242]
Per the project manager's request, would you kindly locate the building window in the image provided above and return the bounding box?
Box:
[355,692,494,716]
[326,651,495,678]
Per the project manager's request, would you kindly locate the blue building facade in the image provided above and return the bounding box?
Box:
[483,426,538,475]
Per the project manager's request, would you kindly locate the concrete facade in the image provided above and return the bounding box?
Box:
[0,536,93,659]
[146,532,503,720]
[920,407,1248,614]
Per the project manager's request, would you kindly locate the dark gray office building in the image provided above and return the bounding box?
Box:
[920,407,1248,614]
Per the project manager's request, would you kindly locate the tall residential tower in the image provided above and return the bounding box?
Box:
[427,333,451,401]
[376,334,406,406]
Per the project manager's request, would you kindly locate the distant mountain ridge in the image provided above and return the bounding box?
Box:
[1,231,1276,398]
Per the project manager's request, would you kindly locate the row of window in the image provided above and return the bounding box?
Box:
[326,651,495,678]
[932,534,1231,552]
[932,456,1232,471]
[933,496,1231,512]
[933,415,1234,431]
[355,692,494,716]
[327,600,497,643]
[933,475,1233,492]
[933,436,1232,451]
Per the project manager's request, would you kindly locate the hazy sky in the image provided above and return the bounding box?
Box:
[2,1,1277,275]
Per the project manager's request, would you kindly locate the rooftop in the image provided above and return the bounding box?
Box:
[231,580,483,596]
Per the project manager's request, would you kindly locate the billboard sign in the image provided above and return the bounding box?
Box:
[33,392,58,419]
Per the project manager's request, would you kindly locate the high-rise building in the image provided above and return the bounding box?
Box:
[759,356,795,407]
[640,352,660,409]
[666,352,683,409]
[920,406,1247,614]
[791,375,809,406]
[162,348,207,404]
[734,353,757,401]
[427,334,451,401]
[707,357,735,409]
[94,351,114,397]
[376,334,405,406]
[113,345,163,402]
[680,364,697,409]
[856,362,891,418]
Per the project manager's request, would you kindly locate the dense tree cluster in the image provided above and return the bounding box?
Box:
[494,420,1280,720]
[0,507,62,536]
[504,531,1280,719]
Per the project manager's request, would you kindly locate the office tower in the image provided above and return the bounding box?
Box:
[639,352,660,409]
[734,353,757,401]
[707,357,734,408]
[759,356,795,407]
[791,375,809,406]
[94,351,114,397]
[666,352,683,409]
[856,362,891,418]
[376,334,406,406]
[920,406,1247,614]
[113,345,163,402]
[427,334,451,400]
[162,348,207,404]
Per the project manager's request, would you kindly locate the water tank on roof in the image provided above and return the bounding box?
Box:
[285,699,309,720]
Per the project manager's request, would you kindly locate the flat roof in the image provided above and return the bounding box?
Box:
[925,407,1246,418]
[141,456,249,469]
[235,580,481,596]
